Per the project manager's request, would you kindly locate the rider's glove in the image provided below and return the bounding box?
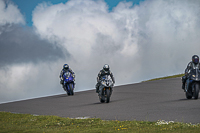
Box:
[73,75,75,81]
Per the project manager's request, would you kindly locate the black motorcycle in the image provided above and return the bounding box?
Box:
[185,68,200,99]
[98,75,114,103]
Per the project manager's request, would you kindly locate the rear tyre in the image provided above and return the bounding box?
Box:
[194,83,199,99]
[105,89,110,103]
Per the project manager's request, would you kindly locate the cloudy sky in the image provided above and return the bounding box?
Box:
[0,0,200,103]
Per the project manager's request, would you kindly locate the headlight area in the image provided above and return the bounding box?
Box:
[101,81,106,85]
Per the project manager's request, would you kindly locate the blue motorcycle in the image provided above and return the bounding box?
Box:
[63,71,75,96]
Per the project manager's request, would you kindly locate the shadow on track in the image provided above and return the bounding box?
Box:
[160,98,199,104]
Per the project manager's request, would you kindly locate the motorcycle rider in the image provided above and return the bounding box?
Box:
[96,64,115,93]
[59,64,75,88]
[182,55,200,91]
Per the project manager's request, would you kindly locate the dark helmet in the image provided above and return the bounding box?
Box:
[63,64,69,70]
[192,55,199,64]
[103,64,109,72]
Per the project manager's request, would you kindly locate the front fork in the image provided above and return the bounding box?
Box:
[64,83,74,92]
[102,87,112,96]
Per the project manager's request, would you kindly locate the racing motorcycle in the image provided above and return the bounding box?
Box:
[185,68,200,99]
[62,71,75,96]
[98,75,114,103]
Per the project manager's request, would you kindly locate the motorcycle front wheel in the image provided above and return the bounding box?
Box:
[99,89,105,103]
[185,82,192,99]
[193,83,199,99]
[105,89,111,103]
[69,83,74,96]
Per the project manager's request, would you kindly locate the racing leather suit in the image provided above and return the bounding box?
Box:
[96,69,115,93]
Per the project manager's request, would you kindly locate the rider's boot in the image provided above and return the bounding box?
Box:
[182,83,185,90]
[62,83,65,91]
[96,87,99,93]
[95,83,99,93]
[182,83,187,92]
[181,76,186,92]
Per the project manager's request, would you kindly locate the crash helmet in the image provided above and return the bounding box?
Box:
[103,64,109,72]
[63,64,69,70]
[192,55,199,64]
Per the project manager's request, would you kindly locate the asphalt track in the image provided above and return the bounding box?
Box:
[1,77,200,123]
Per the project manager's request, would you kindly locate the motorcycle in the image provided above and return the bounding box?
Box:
[62,71,75,96]
[185,68,200,99]
[98,75,114,103]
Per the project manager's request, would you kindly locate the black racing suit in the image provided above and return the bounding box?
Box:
[59,68,75,88]
[182,61,200,90]
[96,69,115,93]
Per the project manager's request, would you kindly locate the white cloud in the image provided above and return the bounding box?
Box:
[0,62,64,103]
[32,0,140,85]
[0,0,25,25]
[1,0,200,103]
[32,0,200,82]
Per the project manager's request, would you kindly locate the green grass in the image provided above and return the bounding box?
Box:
[144,73,184,82]
[1,112,200,133]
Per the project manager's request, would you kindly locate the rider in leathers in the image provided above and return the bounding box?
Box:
[182,55,200,91]
[60,64,75,89]
[96,64,115,93]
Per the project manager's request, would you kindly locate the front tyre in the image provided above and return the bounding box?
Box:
[69,83,74,96]
[194,83,199,99]
[185,82,192,99]
[105,89,110,103]
[99,89,105,103]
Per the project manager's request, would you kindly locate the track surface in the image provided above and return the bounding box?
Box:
[1,78,200,123]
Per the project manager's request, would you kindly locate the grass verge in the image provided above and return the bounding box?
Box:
[1,112,200,133]
[144,73,184,82]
